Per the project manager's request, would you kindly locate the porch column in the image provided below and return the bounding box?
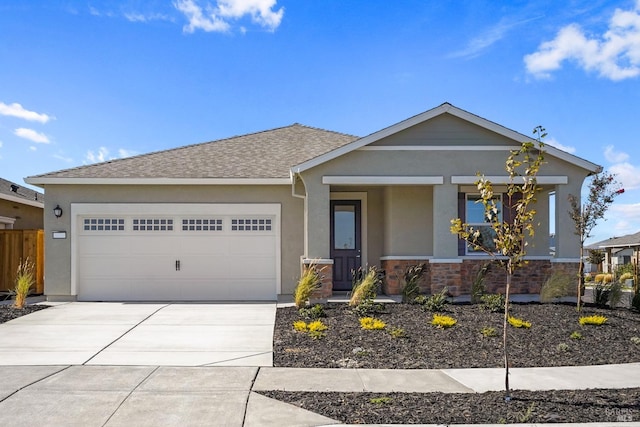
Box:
[432,182,459,258]
[304,179,331,259]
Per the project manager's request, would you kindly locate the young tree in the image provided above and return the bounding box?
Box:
[587,249,605,273]
[568,173,624,311]
[450,127,546,400]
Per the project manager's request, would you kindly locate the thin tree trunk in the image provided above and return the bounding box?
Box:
[577,240,585,312]
[504,261,511,401]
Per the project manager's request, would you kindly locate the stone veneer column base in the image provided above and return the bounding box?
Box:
[380,258,430,295]
[302,258,334,299]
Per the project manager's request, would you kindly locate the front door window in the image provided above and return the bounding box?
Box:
[330,200,361,291]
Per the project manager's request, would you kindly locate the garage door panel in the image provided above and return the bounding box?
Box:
[76,206,279,301]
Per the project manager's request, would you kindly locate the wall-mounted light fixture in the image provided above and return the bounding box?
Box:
[53,205,63,218]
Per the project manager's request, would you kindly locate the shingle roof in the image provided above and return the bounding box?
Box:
[587,231,640,249]
[27,124,359,180]
[0,177,44,203]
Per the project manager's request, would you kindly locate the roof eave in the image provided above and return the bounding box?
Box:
[0,192,44,208]
[24,177,292,186]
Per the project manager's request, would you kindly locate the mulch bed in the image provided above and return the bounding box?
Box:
[259,388,640,424]
[269,301,640,424]
[0,304,50,324]
[274,302,640,369]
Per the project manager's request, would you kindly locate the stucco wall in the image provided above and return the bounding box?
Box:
[42,184,303,299]
[0,199,43,229]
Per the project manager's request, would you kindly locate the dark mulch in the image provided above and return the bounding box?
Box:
[0,304,50,324]
[270,301,640,424]
[259,388,640,424]
[274,302,640,369]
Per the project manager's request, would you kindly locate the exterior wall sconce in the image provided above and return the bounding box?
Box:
[53,205,63,218]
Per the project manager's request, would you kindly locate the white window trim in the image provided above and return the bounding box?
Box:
[0,215,16,229]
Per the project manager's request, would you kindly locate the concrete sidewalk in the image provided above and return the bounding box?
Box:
[0,364,638,426]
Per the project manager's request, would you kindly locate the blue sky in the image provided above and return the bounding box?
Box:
[1,0,639,244]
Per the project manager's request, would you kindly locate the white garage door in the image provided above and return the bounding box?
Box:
[73,204,280,301]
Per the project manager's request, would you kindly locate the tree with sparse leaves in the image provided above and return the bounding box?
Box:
[568,172,624,311]
[451,127,546,401]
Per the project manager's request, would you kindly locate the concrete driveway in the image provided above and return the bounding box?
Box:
[0,302,276,366]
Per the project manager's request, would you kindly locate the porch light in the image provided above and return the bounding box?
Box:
[53,205,63,218]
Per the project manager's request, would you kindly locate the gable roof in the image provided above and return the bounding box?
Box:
[0,178,44,208]
[587,231,640,249]
[26,124,358,185]
[291,102,602,174]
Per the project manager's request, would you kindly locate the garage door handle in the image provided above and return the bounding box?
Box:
[176,260,181,271]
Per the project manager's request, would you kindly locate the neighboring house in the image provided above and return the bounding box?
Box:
[25,103,600,302]
[587,231,640,274]
[0,178,44,229]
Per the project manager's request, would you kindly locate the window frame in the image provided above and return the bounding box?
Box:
[465,193,502,255]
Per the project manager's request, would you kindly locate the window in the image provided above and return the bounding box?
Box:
[231,218,272,231]
[182,219,223,231]
[133,218,173,231]
[83,218,125,231]
[465,194,502,254]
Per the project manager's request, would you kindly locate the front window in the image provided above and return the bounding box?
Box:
[466,194,502,254]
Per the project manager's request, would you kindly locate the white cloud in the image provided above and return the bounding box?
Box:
[118,148,137,158]
[85,147,136,164]
[609,162,640,190]
[524,1,640,80]
[53,153,73,163]
[29,146,37,151]
[544,137,576,154]
[450,15,543,59]
[0,102,51,123]
[124,12,174,23]
[604,145,630,163]
[14,128,50,144]
[174,0,283,33]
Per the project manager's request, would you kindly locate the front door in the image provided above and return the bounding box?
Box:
[330,200,361,291]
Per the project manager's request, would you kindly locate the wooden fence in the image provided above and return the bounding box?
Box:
[0,230,44,294]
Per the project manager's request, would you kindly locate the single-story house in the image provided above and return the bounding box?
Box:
[25,103,600,302]
[0,178,44,229]
[587,231,640,274]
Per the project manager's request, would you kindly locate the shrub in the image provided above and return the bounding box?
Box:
[631,336,640,345]
[570,331,583,340]
[593,282,623,308]
[557,343,570,353]
[419,287,449,312]
[508,316,531,328]
[307,320,328,332]
[579,315,607,326]
[540,272,573,303]
[369,397,392,405]
[293,320,328,339]
[619,272,634,282]
[431,314,457,328]
[594,273,613,284]
[349,266,379,307]
[402,264,426,303]
[351,299,384,317]
[294,264,323,309]
[360,317,386,330]
[471,262,491,304]
[481,326,497,337]
[584,274,593,282]
[13,258,34,309]
[299,304,326,320]
[389,327,406,338]
[480,293,505,313]
[615,263,634,279]
[293,320,308,332]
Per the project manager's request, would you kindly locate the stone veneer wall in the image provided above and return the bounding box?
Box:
[379,258,578,297]
[380,260,430,295]
[302,260,334,299]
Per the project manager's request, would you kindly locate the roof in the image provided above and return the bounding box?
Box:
[292,102,602,175]
[587,231,640,249]
[0,178,44,208]
[26,124,358,185]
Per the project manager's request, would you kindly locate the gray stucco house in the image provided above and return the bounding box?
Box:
[26,103,600,301]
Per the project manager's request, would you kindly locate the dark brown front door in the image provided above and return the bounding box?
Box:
[330,200,361,291]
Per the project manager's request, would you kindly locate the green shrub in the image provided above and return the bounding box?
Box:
[508,316,531,328]
[579,315,607,326]
[299,304,326,320]
[389,327,406,338]
[480,293,505,313]
[360,317,386,330]
[431,314,457,328]
[294,263,323,309]
[351,298,385,317]
[369,397,392,405]
[540,272,573,303]
[570,331,582,340]
[481,326,497,337]
[402,264,426,303]
[349,266,379,307]
[13,258,34,309]
[557,343,570,353]
[615,263,634,278]
[419,287,449,312]
[471,262,491,304]
[593,282,623,308]
[619,272,634,282]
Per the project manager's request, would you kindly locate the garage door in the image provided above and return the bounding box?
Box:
[73,204,280,301]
